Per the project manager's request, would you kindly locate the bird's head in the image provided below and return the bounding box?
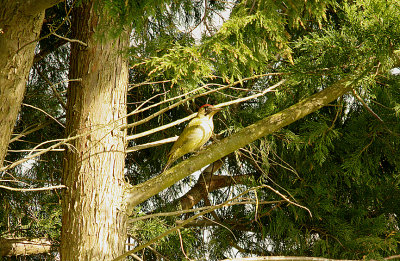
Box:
[197,104,221,118]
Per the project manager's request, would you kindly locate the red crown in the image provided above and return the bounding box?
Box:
[199,104,213,109]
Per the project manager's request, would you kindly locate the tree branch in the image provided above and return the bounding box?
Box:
[126,136,178,152]
[22,0,65,15]
[0,184,66,192]
[0,237,52,256]
[126,79,284,141]
[125,77,354,210]
[219,256,400,261]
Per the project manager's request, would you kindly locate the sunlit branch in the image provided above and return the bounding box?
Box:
[126,79,285,141]
[9,120,52,143]
[22,103,65,128]
[0,184,66,192]
[123,73,284,130]
[126,136,178,153]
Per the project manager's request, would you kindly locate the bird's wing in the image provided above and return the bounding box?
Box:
[168,125,202,156]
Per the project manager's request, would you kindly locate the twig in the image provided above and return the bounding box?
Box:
[22,103,65,128]
[265,185,312,218]
[51,31,88,47]
[126,79,285,141]
[122,73,284,130]
[0,184,66,192]
[352,89,383,122]
[128,80,172,90]
[130,200,282,223]
[177,229,191,260]
[16,0,75,53]
[217,79,285,108]
[36,69,67,110]
[9,121,52,143]
[126,137,178,153]
[7,148,65,153]
[127,114,194,141]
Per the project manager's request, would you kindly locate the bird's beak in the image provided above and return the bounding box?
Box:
[209,106,222,115]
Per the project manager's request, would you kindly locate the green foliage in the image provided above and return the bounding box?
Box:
[3,0,400,260]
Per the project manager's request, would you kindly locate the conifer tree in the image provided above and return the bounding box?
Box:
[1,0,400,260]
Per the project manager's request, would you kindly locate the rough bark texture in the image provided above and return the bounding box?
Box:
[60,1,128,260]
[0,3,44,167]
[126,78,353,209]
[0,237,52,257]
[0,0,64,168]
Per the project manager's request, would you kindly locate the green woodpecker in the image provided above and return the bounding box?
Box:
[164,104,221,171]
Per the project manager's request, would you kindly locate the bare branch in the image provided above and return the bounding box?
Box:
[0,237,52,257]
[7,148,64,153]
[123,73,283,130]
[22,103,65,128]
[126,137,178,153]
[51,31,88,47]
[217,79,285,108]
[352,89,383,122]
[37,69,67,110]
[127,114,193,141]
[265,185,312,218]
[126,78,285,141]
[220,256,400,261]
[10,121,52,143]
[0,184,66,192]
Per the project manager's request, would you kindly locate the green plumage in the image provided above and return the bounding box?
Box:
[164,105,220,171]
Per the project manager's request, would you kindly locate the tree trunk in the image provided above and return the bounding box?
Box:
[0,0,63,168]
[60,1,129,260]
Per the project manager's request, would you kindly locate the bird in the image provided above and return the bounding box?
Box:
[163,104,221,171]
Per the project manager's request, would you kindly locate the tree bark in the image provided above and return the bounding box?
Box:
[60,1,129,260]
[0,0,64,168]
[125,78,354,210]
[0,237,52,257]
